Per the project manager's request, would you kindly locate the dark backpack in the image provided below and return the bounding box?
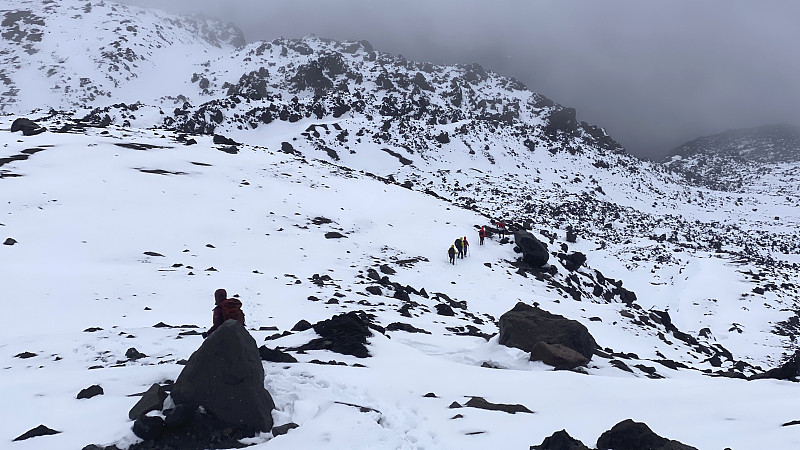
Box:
[220,298,245,325]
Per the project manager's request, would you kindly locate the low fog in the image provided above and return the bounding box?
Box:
[118,0,800,160]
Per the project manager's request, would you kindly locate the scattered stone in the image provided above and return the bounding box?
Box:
[128,383,168,420]
[11,118,46,136]
[325,231,346,239]
[386,322,431,334]
[464,396,533,414]
[259,345,298,363]
[84,327,103,332]
[143,251,164,257]
[125,347,147,360]
[272,422,299,436]
[365,285,382,295]
[171,320,276,432]
[531,429,590,450]
[15,351,36,359]
[291,311,374,358]
[291,319,312,332]
[13,424,60,441]
[498,302,597,360]
[448,401,462,409]
[379,264,396,275]
[3,237,17,245]
[596,419,697,450]
[435,304,455,316]
[530,341,590,370]
[132,416,164,441]
[77,385,104,399]
[423,392,438,398]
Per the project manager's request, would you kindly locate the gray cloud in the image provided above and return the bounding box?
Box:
[117,0,800,160]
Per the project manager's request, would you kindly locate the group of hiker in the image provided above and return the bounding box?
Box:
[447,221,507,265]
[448,236,470,264]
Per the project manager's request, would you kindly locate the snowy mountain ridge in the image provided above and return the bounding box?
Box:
[2,1,800,449]
[663,124,800,193]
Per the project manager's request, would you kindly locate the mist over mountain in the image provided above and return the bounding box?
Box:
[2,1,800,449]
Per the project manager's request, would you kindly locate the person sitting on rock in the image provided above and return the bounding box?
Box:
[448,245,456,265]
[454,237,464,259]
[203,288,245,338]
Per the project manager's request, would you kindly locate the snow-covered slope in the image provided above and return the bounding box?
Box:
[2,1,800,449]
[663,124,800,194]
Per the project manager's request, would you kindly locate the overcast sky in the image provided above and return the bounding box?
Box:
[118,0,800,160]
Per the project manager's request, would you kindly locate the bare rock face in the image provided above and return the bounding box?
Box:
[498,302,596,360]
[170,320,275,432]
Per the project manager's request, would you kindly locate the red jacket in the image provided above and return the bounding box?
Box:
[207,298,245,335]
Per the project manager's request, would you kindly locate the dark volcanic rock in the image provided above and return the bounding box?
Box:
[531,429,591,450]
[3,237,17,245]
[11,117,46,136]
[272,422,299,436]
[170,320,276,432]
[596,419,697,450]
[292,311,374,358]
[259,345,298,363]
[514,230,549,266]
[558,252,587,272]
[529,342,590,370]
[291,319,313,332]
[13,424,60,441]
[77,384,104,399]
[132,416,164,441]
[498,302,596,360]
[128,383,168,420]
[464,396,533,414]
[435,303,456,316]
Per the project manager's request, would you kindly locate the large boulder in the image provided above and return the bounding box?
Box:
[596,419,697,450]
[529,342,590,370]
[498,302,596,360]
[750,349,800,381]
[170,320,275,432]
[514,231,549,266]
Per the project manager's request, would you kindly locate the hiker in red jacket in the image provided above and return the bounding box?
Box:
[497,221,506,238]
[203,288,245,338]
[479,226,486,245]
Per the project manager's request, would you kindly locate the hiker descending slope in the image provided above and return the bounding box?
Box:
[455,237,464,259]
[448,245,456,265]
[203,288,245,338]
[479,226,486,245]
[462,236,470,256]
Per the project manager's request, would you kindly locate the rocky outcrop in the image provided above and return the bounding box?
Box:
[498,302,596,360]
[596,419,697,450]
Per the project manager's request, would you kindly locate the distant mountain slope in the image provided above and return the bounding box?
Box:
[662,124,800,192]
[0,0,244,113]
